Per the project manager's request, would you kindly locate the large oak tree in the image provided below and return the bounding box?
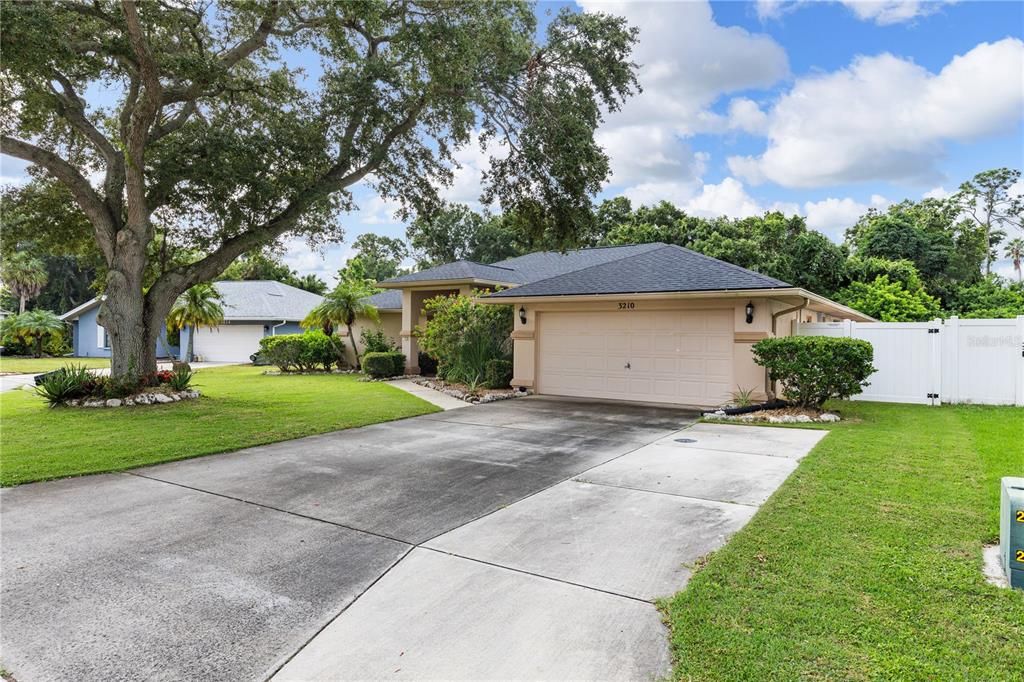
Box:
[2,1,637,378]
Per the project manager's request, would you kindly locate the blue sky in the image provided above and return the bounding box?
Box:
[3,1,1022,282]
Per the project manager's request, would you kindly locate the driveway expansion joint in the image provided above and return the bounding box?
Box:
[570,477,762,508]
[122,471,414,547]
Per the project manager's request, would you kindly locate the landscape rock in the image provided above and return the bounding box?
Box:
[819,413,840,422]
[83,400,105,408]
[153,393,174,404]
[105,399,122,408]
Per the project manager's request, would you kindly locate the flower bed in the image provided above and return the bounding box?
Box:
[704,406,841,424]
[35,363,198,408]
[413,377,529,404]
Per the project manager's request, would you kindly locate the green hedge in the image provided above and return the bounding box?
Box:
[258,331,345,372]
[363,351,405,378]
[484,358,513,389]
[752,336,875,408]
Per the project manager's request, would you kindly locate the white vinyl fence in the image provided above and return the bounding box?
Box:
[795,316,1024,406]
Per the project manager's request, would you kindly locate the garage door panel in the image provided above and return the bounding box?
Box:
[194,325,265,362]
[537,310,734,407]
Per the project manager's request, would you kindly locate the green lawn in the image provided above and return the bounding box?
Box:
[0,356,111,374]
[0,365,439,486]
[664,402,1024,680]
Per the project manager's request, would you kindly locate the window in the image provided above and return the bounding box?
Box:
[97,325,110,349]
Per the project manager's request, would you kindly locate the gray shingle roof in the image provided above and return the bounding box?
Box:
[489,243,665,282]
[382,260,524,285]
[364,289,402,310]
[485,244,790,298]
[213,280,324,321]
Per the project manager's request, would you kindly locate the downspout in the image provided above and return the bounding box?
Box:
[271,320,287,336]
[765,297,811,398]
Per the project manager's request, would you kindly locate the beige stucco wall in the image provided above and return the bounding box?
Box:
[510,296,812,405]
[346,312,402,367]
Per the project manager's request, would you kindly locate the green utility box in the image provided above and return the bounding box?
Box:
[1001,477,1024,590]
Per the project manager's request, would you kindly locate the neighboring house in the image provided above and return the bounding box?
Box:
[178,281,324,362]
[60,280,400,365]
[381,242,872,407]
[60,297,180,359]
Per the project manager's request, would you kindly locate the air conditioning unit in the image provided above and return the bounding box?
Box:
[1001,477,1024,590]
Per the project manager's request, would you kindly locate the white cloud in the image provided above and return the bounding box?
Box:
[731,38,1024,188]
[726,98,769,135]
[803,194,890,239]
[922,186,951,200]
[578,0,788,198]
[757,1,956,25]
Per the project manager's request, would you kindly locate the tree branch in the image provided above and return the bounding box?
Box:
[1,135,116,262]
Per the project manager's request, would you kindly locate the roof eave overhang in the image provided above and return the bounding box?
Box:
[477,287,875,322]
[59,296,104,321]
[378,278,520,290]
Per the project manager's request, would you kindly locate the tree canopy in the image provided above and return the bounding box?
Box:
[2,1,638,378]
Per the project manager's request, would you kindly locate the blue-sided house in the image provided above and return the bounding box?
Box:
[61,280,325,363]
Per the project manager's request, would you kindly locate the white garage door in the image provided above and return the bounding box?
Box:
[536,310,734,407]
[193,325,265,362]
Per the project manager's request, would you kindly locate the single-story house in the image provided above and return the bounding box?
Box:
[61,280,402,365]
[381,242,872,408]
[61,297,180,359]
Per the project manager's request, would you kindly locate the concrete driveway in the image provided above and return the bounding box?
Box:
[0,397,826,681]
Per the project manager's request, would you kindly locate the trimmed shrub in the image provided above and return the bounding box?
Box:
[752,336,876,408]
[484,358,513,389]
[259,331,345,372]
[363,351,405,378]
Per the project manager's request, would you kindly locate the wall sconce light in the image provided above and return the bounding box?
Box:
[745,301,755,324]
[519,306,527,324]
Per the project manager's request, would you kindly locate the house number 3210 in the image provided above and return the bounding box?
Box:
[618,302,636,310]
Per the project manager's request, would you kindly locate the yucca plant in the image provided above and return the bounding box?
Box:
[34,364,94,407]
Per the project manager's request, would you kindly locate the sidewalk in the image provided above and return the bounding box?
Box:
[388,378,469,411]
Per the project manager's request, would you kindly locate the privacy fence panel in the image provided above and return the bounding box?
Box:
[796,316,1024,407]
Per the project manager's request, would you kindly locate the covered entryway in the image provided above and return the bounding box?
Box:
[193,324,265,362]
[536,309,734,407]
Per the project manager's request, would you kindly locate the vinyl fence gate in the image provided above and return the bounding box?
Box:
[795,316,1024,406]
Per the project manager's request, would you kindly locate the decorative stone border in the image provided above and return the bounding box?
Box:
[412,378,529,404]
[360,374,423,383]
[65,390,201,408]
[705,409,840,424]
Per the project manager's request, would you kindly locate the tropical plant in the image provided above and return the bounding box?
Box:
[752,337,876,408]
[0,252,49,313]
[1006,238,1024,282]
[417,293,513,388]
[166,284,225,362]
[34,364,96,407]
[0,309,65,357]
[484,358,513,389]
[167,367,195,391]
[303,279,380,369]
[730,386,756,407]
[294,273,328,295]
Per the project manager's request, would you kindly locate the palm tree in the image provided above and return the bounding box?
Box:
[167,283,225,362]
[1006,238,1024,282]
[294,273,328,295]
[0,309,65,357]
[303,278,379,369]
[1,253,48,313]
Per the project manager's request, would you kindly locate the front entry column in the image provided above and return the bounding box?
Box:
[400,289,420,374]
